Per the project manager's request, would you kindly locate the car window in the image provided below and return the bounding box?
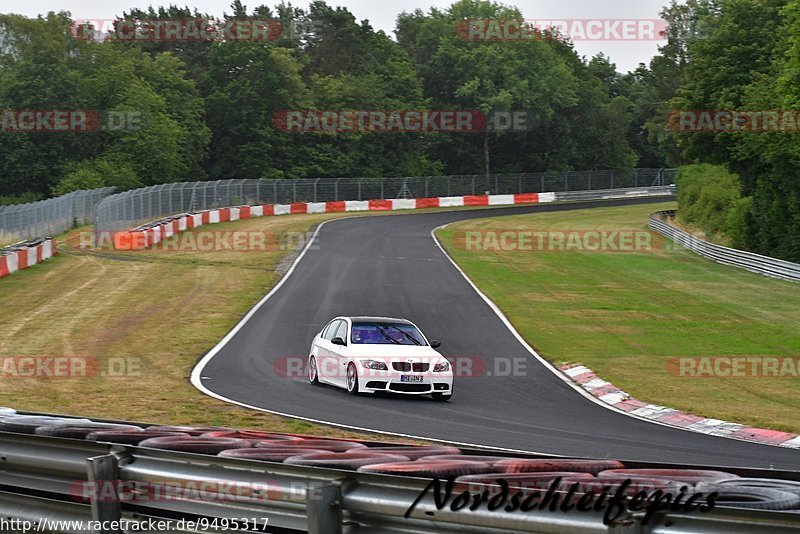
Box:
[320,323,331,339]
[351,322,426,346]
[333,320,349,343]
[322,320,340,341]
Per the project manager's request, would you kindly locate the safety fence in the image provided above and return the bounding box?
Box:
[94,169,676,233]
[0,408,798,533]
[0,187,115,245]
[649,210,800,282]
[108,187,676,251]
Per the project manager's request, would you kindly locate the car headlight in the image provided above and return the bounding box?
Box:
[433,362,450,372]
[360,360,388,370]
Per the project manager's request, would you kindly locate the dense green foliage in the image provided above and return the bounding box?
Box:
[659,0,800,261]
[676,164,745,245]
[1,0,799,262]
[0,0,645,202]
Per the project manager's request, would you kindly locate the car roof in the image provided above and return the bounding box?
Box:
[345,316,414,325]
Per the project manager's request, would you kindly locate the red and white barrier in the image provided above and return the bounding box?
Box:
[560,363,800,449]
[113,193,555,251]
[0,238,58,280]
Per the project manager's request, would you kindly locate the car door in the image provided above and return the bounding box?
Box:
[328,319,351,386]
[315,320,340,386]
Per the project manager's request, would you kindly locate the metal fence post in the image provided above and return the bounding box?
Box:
[87,454,123,534]
[306,484,342,534]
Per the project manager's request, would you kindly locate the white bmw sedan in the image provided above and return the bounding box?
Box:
[308,316,454,401]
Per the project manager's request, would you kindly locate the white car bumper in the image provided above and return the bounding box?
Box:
[358,370,453,395]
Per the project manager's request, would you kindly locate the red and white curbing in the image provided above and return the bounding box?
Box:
[560,363,800,449]
[0,239,57,280]
[112,192,557,250]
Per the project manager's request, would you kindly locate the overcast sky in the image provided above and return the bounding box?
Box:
[2,0,670,72]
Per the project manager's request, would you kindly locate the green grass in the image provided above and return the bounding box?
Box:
[0,212,410,440]
[437,201,800,433]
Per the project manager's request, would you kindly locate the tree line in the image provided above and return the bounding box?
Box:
[0,0,798,261]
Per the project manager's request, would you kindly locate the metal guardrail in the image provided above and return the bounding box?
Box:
[649,211,800,282]
[93,169,676,232]
[1,425,799,533]
[555,186,675,203]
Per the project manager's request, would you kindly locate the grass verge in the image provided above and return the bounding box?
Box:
[437,201,800,433]
[0,212,389,438]
[0,202,556,437]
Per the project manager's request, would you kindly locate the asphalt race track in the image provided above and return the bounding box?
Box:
[196,197,800,469]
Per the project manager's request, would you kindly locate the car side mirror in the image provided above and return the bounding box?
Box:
[430,340,441,349]
[331,337,346,346]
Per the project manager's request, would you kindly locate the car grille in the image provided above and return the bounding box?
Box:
[365,381,388,389]
[392,362,430,372]
[389,383,430,393]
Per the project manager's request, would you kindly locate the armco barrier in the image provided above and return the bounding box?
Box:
[0,409,798,533]
[0,238,57,280]
[649,210,800,282]
[109,187,674,251]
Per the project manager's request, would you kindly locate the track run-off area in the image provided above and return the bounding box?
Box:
[192,197,800,469]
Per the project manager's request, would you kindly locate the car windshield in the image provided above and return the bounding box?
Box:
[351,322,426,346]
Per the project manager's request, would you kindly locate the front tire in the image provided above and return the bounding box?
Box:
[431,387,452,402]
[309,356,320,385]
[346,363,360,395]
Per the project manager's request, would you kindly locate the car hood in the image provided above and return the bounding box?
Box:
[347,344,445,361]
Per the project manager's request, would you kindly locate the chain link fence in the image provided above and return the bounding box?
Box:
[94,169,675,232]
[0,187,116,245]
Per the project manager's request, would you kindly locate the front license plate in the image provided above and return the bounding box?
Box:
[400,375,424,382]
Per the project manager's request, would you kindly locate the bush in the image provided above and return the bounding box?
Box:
[677,164,743,240]
[53,157,142,196]
[726,196,754,249]
[0,192,44,206]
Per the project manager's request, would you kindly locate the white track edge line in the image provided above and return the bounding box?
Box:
[189,217,564,456]
[190,200,791,453]
[430,221,796,451]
